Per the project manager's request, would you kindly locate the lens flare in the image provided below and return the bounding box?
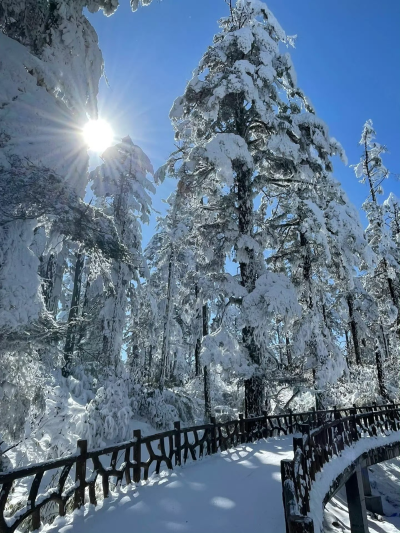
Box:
[83,119,114,152]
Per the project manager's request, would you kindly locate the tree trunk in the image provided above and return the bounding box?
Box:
[285,335,292,366]
[300,232,323,409]
[345,330,351,366]
[347,294,362,365]
[42,250,64,315]
[375,341,387,399]
[76,270,90,356]
[380,324,390,361]
[159,251,174,391]
[194,283,202,377]
[62,252,84,377]
[387,274,400,336]
[236,165,263,417]
[202,303,212,422]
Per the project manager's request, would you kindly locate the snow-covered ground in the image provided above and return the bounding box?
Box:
[309,432,400,532]
[41,436,295,533]
[324,458,400,533]
[32,433,400,533]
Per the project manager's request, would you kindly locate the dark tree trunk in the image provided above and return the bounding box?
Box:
[380,324,390,361]
[300,232,323,409]
[41,251,64,315]
[62,252,84,377]
[285,335,292,366]
[375,342,387,399]
[345,330,351,366]
[387,274,400,337]
[148,345,153,373]
[236,165,263,417]
[204,365,212,422]
[300,231,313,309]
[347,294,362,365]
[159,252,174,391]
[194,283,202,377]
[312,368,324,411]
[42,253,55,310]
[202,303,212,422]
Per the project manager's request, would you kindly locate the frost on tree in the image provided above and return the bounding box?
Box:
[165,0,348,414]
[352,120,400,398]
[89,137,154,372]
[0,0,160,454]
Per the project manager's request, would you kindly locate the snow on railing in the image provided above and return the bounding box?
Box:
[280,402,400,533]
[1,402,399,532]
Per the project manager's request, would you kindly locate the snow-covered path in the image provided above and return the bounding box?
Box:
[43,437,294,533]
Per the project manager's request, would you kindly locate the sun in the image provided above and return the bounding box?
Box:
[83,119,114,152]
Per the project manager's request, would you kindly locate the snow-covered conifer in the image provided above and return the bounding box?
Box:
[353,120,400,397]
[165,0,349,414]
[90,136,154,371]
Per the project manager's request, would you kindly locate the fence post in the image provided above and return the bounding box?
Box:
[333,407,344,453]
[288,409,293,435]
[310,407,315,428]
[350,411,359,442]
[210,416,218,454]
[174,421,181,466]
[288,516,315,533]
[74,440,87,510]
[239,413,246,444]
[29,473,43,531]
[262,410,269,437]
[133,429,142,483]
[389,404,397,432]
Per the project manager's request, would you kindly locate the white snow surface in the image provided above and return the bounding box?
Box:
[40,436,295,533]
[324,457,400,532]
[309,432,400,532]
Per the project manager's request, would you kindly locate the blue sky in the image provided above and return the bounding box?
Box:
[88,0,399,245]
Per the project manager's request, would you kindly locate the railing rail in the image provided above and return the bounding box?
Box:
[1,402,399,533]
[281,402,400,533]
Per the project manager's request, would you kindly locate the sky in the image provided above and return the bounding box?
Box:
[87,0,400,245]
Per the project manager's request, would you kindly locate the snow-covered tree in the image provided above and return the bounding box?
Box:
[164,0,350,414]
[353,120,400,397]
[90,136,154,372]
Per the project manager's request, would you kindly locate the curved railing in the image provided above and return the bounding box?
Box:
[0,403,398,532]
[281,403,400,533]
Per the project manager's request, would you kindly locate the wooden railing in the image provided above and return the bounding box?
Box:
[1,403,398,533]
[281,402,400,533]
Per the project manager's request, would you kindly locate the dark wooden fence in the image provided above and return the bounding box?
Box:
[281,402,400,533]
[1,403,398,533]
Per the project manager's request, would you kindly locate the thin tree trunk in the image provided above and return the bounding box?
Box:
[203,365,212,422]
[159,251,174,391]
[62,252,84,377]
[347,294,362,365]
[202,303,212,422]
[42,250,64,315]
[375,341,387,399]
[76,270,90,356]
[345,330,351,366]
[277,326,283,368]
[300,231,323,409]
[285,335,292,366]
[194,283,202,377]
